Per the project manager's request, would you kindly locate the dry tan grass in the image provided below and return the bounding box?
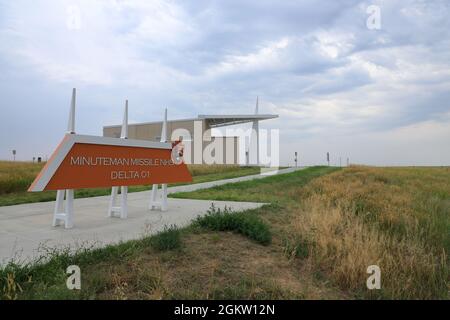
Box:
[0,161,44,194]
[290,166,449,299]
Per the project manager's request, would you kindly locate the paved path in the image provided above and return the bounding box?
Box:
[166,167,300,194]
[0,167,302,265]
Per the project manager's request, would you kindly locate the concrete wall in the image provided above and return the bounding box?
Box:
[103,120,240,165]
[103,119,205,141]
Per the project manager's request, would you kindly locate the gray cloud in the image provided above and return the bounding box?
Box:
[0,0,449,165]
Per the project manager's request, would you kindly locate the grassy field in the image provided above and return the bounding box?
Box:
[0,161,260,206]
[0,166,449,299]
[173,165,450,299]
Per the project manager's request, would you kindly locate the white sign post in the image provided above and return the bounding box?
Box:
[53,88,76,229]
[108,100,129,219]
[29,94,192,229]
[149,108,169,211]
[249,96,260,166]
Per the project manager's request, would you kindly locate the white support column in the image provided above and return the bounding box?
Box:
[250,96,260,166]
[108,100,129,219]
[108,186,128,219]
[161,108,167,142]
[67,88,76,134]
[149,108,168,212]
[120,100,128,139]
[108,186,118,215]
[65,189,74,228]
[53,88,76,228]
[149,184,168,211]
[53,189,75,229]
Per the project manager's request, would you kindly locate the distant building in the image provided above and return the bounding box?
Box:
[103,114,278,165]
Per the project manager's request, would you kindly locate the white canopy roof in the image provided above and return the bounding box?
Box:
[104,114,278,129]
[198,114,278,128]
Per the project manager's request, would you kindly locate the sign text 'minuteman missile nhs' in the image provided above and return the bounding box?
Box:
[70,156,174,166]
[69,155,176,180]
[28,134,192,192]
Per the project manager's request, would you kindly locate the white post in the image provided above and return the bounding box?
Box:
[108,100,129,219]
[67,88,76,134]
[53,88,76,229]
[65,189,74,228]
[161,108,167,142]
[250,96,260,166]
[53,190,65,227]
[121,100,128,139]
[150,108,168,211]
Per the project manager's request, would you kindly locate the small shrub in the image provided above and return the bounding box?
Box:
[150,225,182,251]
[194,205,271,245]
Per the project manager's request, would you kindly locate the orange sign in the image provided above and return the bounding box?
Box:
[28,134,192,191]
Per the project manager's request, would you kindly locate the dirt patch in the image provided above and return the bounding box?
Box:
[89,231,343,299]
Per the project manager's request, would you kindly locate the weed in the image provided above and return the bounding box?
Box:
[194,204,271,245]
[150,225,182,251]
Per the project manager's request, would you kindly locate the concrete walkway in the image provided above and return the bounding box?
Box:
[166,167,300,194]
[0,167,301,265]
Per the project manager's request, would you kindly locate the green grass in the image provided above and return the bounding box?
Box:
[0,225,185,299]
[0,207,272,299]
[193,204,272,245]
[0,163,261,206]
[170,165,340,203]
[149,225,182,251]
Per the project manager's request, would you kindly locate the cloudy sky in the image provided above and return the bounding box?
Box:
[0,0,449,166]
